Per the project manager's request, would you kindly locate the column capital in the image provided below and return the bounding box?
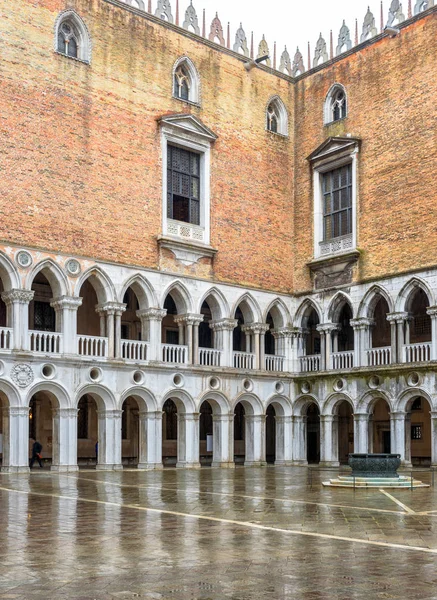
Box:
[241,323,270,335]
[136,307,167,321]
[353,412,369,421]
[7,406,30,417]
[350,317,375,330]
[53,408,78,418]
[274,415,292,424]
[212,413,235,422]
[244,414,266,423]
[386,311,409,323]
[209,318,238,331]
[316,322,339,334]
[97,409,123,419]
[271,327,296,339]
[1,289,34,305]
[293,415,307,423]
[427,306,437,317]
[96,302,127,316]
[174,313,204,326]
[320,414,335,423]
[139,410,163,420]
[177,412,200,422]
[390,411,407,420]
[50,296,83,311]
[430,411,437,419]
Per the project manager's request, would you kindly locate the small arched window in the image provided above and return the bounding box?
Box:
[172,57,200,104]
[266,96,288,136]
[55,11,91,63]
[324,85,348,124]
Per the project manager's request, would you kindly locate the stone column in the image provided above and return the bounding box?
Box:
[430,411,437,469]
[1,289,34,351]
[209,319,238,368]
[50,296,82,354]
[274,415,293,465]
[176,413,200,468]
[1,407,30,473]
[317,324,337,371]
[386,314,398,364]
[136,308,167,361]
[96,410,123,470]
[320,415,338,466]
[114,307,126,359]
[244,415,266,466]
[353,413,370,454]
[211,413,235,468]
[316,326,326,371]
[291,415,307,465]
[242,324,270,370]
[174,314,203,364]
[51,408,78,472]
[96,302,126,359]
[427,307,437,361]
[390,411,410,466]
[272,328,294,371]
[138,411,163,469]
[351,318,375,368]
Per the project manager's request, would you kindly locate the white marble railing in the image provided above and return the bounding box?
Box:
[332,351,354,370]
[78,335,108,358]
[167,219,205,243]
[233,351,255,370]
[300,354,321,373]
[367,347,391,367]
[0,327,12,350]
[265,354,285,372]
[404,342,431,363]
[199,348,221,367]
[121,340,148,361]
[29,331,62,354]
[162,343,188,364]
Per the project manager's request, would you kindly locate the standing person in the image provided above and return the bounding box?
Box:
[29,439,43,468]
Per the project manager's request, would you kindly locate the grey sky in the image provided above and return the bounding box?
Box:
[191,0,385,66]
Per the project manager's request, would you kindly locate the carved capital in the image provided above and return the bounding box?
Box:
[1,289,34,305]
[50,296,83,311]
[271,327,295,340]
[136,308,167,322]
[316,323,339,334]
[209,318,238,332]
[53,408,78,418]
[97,409,123,420]
[427,306,437,317]
[173,313,204,326]
[241,323,270,335]
[96,302,127,316]
[350,318,375,330]
[386,312,409,323]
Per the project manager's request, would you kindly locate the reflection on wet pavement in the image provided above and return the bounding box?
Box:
[0,467,437,599]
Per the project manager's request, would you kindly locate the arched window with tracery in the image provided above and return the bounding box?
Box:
[266,97,288,136]
[172,58,200,104]
[324,85,347,124]
[55,11,91,63]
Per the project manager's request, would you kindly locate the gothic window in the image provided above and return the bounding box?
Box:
[167,145,200,225]
[322,164,353,240]
[266,96,288,136]
[55,11,91,63]
[324,85,348,124]
[172,58,200,104]
[77,396,88,439]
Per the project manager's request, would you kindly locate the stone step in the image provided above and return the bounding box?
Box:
[323,476,429,488]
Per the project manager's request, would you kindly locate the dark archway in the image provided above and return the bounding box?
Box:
[162,399,178,466]
[306,403,320,464]
[199,400,213,466]
[371,398,391,453]
[337,401,354,464]
[234,402,245,464]
[121,397,140,467]
[77,395,98,466]
[265,404,276,464]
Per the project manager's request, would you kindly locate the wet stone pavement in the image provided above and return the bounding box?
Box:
[0,468,437,599]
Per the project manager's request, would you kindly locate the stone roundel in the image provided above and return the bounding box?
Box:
[65,258,81,277]
[16,250,33,268]
[11,363,34,388]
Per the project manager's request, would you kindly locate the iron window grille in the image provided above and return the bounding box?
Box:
[167,145,200,225]
[322,164,352,241]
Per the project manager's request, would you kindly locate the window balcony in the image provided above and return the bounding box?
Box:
[29,331,63,354]
[78,335,108,358]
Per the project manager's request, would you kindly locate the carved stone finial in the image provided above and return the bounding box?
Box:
[387,0,405,26]
[273,41,277,69]
[313,33,328,66]
[336,20,352,55]
[183,1,200,34]
[233,23,249,56]
[202,8,206,36]
[227,22,230,48]
[292,47,304,76]
[381,0,384,31]
[155,0,174,23]
[414,0,433,14]
[148,0,151,12]
[308,41,311,70]
[175,0,179,25]
[355,18,359,45]
[279,46,292,75]
[250,31,254,59]
[408,0,412,16]
[361,7,378,41]
[209,13,225,45]
[330,30,333,58]
[257,35,271,66]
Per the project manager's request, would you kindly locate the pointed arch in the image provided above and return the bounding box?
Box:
[197,287,229,321]
[74,266,116,304]
[26,258,70,298]
[120,387,158,412]
[54,9,92,63]
[293,394,320,416]
[161,280,193,314]
[358,284,394,318]
[172,56,201,104]
[324,83,348,124]
[294,298,323,327]
[197,391,231,415]
[266,95,289,136]
[263,298,290,329]
[356,390,394,414]
[322,392,354,416]
[266,394,292,417]
[232,293,262,323]
[327,291,354,322]
[26,381,70,410]
[232,392,263,415]
[396,277,435,312]
[160,389,196,413]
[0,253,20,291]
[75,384,117,410]
[119,274,157,310]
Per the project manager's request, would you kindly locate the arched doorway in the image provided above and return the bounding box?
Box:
[162,399,178,466]
[121,397,140,467]
[199,401,213,466]
[371,398,391,453]
[406,396,431,466]
[28,392,54,467]
[337,401,354,464]
[265,404,276,464]
[306,403,320,464]
[234,402,245,464]
[77,395,98,466]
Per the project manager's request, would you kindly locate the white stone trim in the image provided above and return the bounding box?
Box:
[323,83,348,125]
[54,10,92,64]
[172,56,201,105]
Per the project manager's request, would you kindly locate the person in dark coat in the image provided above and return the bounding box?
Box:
[29,439,43,468]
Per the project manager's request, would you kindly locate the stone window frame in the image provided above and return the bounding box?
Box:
[312,141,359,259]
[172,56,201,106]
[265,95,289,137]
[54,10,92,64]
[324,83,348,125]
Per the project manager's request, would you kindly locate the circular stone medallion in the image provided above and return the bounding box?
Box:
[16,251,33,268]
[11,364,34,388]
[65,259,81,277]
